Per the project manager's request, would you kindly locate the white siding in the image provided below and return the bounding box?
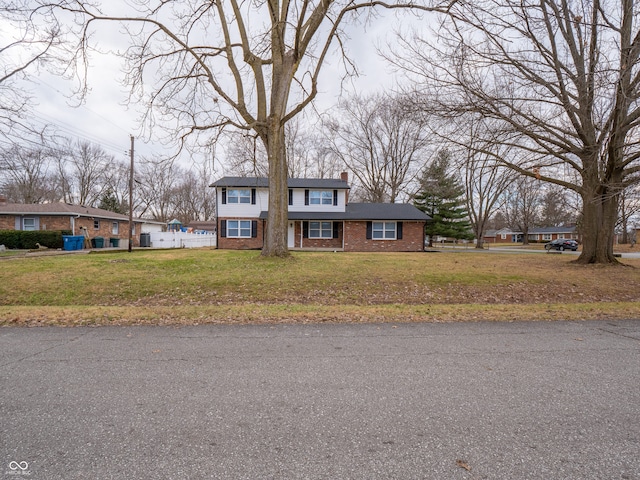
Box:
[216,186,348,216]
[217,188,268,217]
[288,188,347,213]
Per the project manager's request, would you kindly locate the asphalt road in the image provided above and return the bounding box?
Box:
[1,320,639,480]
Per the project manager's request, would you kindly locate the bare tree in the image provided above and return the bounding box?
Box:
[224,118,339,179]
[224,133,269,178]
[540,184,578,227]
[27,0,453,256]
[617,186,640,243]
[53,140,113,206]
[134,157,177,222]
[454,125,516,249]
[0,144,59,203]
[171,163,217,223]
[326,93,429,202]
[1,3,66,146]
[502,176,544,246]
[394,0,640,263]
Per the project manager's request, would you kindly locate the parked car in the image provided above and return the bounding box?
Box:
[545,239,579,251]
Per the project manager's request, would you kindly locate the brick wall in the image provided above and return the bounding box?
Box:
[0,216,16,230]
[0,215,140,246]
[343,221,425,252]
[295,221,343,249]
[217,218,264,250]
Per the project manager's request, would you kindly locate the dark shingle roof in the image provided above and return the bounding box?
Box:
[258,203,430,221]
[210,176,349,189]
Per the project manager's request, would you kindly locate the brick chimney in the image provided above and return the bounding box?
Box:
[0,195,7,206]
[340,172,349,205]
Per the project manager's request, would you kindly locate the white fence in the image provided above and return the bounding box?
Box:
[148,231,216,249]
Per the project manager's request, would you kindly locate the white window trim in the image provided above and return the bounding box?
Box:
[112,222,119,235]
[542,233,552,241]
[23,217,36,231]
[227,189,251,204]
[309,221,333,239]
[309,190,333,205]
[372,221,397,240]
[227,220,252,238]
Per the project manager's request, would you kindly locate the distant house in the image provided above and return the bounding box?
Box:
[0,197,164,247]
[210,174,430,252]
[484,226,580,244]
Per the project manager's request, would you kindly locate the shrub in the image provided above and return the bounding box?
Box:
[0,230,71,249]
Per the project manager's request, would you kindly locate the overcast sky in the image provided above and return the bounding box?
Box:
[7,6,421,174]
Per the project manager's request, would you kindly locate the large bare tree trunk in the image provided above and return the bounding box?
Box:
[577,178,621,264]
[262,115,289,257]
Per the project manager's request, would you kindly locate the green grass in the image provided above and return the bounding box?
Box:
[1,248,639,325]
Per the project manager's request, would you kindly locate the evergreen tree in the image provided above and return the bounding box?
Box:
[414,149,473,247]
[98,188,126,214]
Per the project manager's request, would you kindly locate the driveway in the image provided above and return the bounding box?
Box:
[1,320,639,479]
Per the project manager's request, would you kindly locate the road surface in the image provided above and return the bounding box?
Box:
[1,320,639,479]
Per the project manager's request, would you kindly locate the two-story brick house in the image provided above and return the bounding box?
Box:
[211,174,430,252]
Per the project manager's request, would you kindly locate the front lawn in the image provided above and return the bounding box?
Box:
[1,249,639,325]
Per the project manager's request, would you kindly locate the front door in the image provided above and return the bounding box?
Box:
[288,222,295,248]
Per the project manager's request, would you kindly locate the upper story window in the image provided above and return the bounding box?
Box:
[310,190,333,205]
[221,188,256,205]
[305,189,337,206]
[227,189,251,204]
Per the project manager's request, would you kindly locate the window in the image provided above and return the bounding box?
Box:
[542,234,552,241]
[372,222,396,240]
[23,218,36,231]
[309,221,333,238]
[112,222,119,235]
[227,189,251,204]
[500,233,507,240]
[227,220,252,238]
[94,220,100,230]
[309,190,334,205]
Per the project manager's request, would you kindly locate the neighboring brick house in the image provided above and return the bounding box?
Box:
[483,226,581,244]
[211,175,430,252]
[0,199,156,247]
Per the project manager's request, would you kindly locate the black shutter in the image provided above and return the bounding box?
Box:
[221,188,227,204]
[333,222,339,239]
[288,189,293,206]
[304,190,309,205]
[366,221,372,240]
[251,188,256,204]
[303,221,309,238]
[220,220,227,237]
[333,190,338,206]
[251,220,258,238]
[397,222,403,240]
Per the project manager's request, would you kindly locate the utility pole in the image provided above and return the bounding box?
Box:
[129,135,134,253]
